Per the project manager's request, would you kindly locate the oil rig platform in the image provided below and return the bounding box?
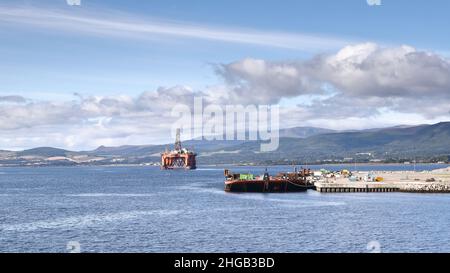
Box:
[161,129,196,170]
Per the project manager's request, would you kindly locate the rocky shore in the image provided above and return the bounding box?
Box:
[381,167,450,193]
[396,182,450,193]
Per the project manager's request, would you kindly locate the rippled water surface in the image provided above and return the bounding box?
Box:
[1,164,449,253]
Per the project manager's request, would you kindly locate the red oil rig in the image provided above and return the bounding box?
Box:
[161,129,196,170]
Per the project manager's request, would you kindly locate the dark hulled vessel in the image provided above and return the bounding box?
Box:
[224,169,311,193]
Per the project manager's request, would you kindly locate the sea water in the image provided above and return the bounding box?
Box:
[0,164,449,253]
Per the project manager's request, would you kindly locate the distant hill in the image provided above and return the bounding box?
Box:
[18,147,73,157]
[279,127,336,138]
[86,140,246,158]
[1,122,449,166]
[196,122,450,164]
[89,145,157,157]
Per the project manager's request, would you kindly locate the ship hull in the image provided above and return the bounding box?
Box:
[161,165,196,170]
[225,180,308,193]
[161,153,196,170]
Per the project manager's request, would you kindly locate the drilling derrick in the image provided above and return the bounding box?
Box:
[174,128,182,151]
[161,129,196,170]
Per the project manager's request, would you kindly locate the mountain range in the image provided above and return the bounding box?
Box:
[0,122,449,166]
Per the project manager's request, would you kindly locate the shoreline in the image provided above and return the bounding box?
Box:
[1,165,450,193]
[1,162,449,169]
[0,162,449,167]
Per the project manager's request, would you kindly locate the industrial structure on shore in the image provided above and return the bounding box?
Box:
[161,129,197,170]
[223,167,450,193]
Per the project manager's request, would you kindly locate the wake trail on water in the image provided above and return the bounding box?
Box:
[0,210,181,232]
[175,184,228,196]
[176,183,346,207]
[66,193,154,197]
[230,194,346,207]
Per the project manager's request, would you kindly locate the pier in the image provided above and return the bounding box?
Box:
[312,168,450,193]
[315,182,399,193]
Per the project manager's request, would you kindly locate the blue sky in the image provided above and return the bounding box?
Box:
[0,0,450,150]
[2,0,449,98]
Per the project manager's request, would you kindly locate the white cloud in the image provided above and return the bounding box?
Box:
[319,43,450,98]
[0,86,204,150]
[217,58,322,104]
[218,43,450,118]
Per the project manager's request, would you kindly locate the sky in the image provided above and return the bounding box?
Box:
[0,0,450,150]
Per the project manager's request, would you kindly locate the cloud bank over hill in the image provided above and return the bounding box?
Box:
[1,43,449,150]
